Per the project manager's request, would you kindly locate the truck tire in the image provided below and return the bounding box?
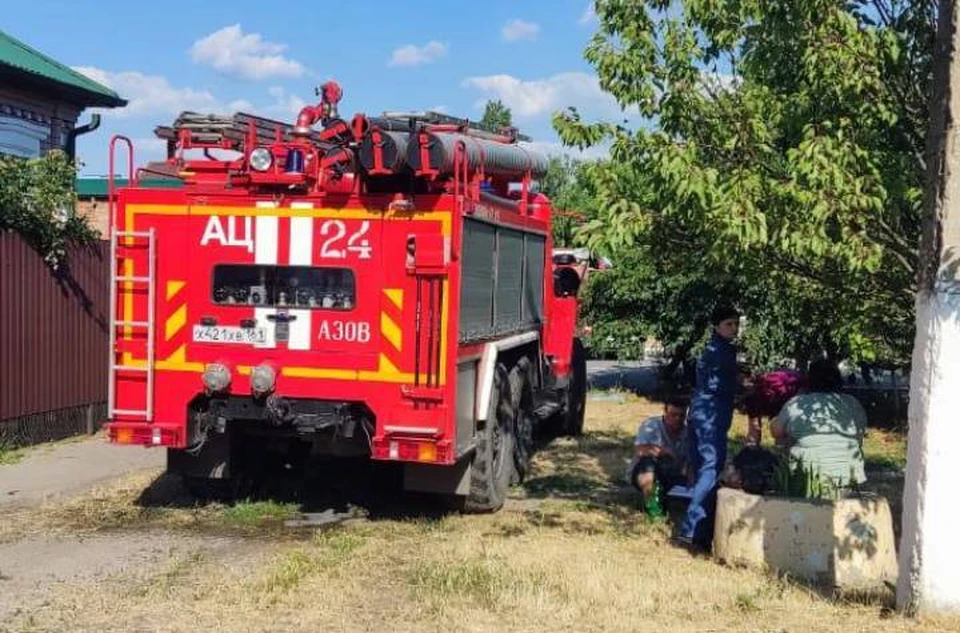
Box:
[509,357,535,484]
[464,363,516,513]
[562,338,587,436]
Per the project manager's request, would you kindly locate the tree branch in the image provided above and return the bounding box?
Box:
[871,0,895,27]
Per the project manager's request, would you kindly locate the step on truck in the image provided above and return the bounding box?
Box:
[104,82,587,511]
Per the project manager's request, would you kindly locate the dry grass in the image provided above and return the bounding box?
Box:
[0,469,305,546]
[863,427,908,471]
[6,393,953,633]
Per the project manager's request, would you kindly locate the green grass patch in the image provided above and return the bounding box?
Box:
[259,532,366,598]
[734,592,761,613]
[313,530,366,560]
[412,559,503,607]
[0,443,25,466]
[409,556,567,610]
[222,500,301,528]
[261,550,316,594]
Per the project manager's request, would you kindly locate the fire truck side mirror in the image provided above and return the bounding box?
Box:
[553,266,582,298]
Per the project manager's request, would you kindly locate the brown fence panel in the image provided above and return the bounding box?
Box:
[0,232,109,446]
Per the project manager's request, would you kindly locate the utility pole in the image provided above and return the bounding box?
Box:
[898,0,960,616]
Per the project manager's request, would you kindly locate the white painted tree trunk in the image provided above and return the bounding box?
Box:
[897,0,960,616]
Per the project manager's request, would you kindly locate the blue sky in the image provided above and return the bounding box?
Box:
[7,0,619,175]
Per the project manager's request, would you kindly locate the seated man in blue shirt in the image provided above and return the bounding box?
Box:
[627,396,689,514]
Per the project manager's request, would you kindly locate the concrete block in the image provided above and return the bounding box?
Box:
[713,487,898,590]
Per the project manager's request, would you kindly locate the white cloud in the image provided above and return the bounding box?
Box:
[462,72,624,118]
[263,86,308,117]
[230,98,256,112]
[74,67,313,128]
[132,137,242,166]
[128,137,169,164]
[72,66,251,118]
[131,137,168,153]
[579,3,596,25]
[190,24,304,80]
[501,19,540,42]
[388,41,447,67]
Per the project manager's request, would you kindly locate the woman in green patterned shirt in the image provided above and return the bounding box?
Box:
[770,359,867,490]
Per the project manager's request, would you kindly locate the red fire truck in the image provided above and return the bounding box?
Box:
[104,82,586,511]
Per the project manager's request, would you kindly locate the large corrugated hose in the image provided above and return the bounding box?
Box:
[358,129,409,173]
[406,132,548,178]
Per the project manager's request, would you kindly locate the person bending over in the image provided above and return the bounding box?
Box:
[742,367,806,445]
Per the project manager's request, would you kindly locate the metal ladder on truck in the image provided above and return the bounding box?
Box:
[106,136,157,422]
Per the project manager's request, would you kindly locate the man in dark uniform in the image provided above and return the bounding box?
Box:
[676,304,740,552]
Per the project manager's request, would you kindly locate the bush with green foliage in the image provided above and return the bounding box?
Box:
[0,150,97,267]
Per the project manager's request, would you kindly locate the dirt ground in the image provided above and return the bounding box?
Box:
[0,394,955,633]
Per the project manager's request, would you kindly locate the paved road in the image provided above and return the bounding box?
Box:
[587,359,661,396]
[0,433,163,508]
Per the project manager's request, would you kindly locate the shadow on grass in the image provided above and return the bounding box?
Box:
[760,566,898,611]
[722,565,897,614]
[519,425,682,534]
[132,421,665,536]
[134,457,457,529]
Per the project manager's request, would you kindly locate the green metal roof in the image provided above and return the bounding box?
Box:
[76,178,183,198]
[0,30,126,108]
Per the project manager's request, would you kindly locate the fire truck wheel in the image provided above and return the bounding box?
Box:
[464,363,515,513]
[562,338,587,436]
[509,358,535,484]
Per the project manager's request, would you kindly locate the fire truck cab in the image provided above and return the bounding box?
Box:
[104,83,587,511]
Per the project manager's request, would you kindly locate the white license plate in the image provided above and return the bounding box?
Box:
[192,325,267,344]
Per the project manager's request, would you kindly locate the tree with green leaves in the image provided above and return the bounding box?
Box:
[539,155,599,247]
[480,99,513,130]
[555,0,934,370]
[579,245,737,367]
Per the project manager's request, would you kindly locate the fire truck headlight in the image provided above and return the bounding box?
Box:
[202,363,231,394]
[249,147,273,172]
[250,364,276,396]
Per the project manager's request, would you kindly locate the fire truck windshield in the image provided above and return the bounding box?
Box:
[211,264,355,310]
